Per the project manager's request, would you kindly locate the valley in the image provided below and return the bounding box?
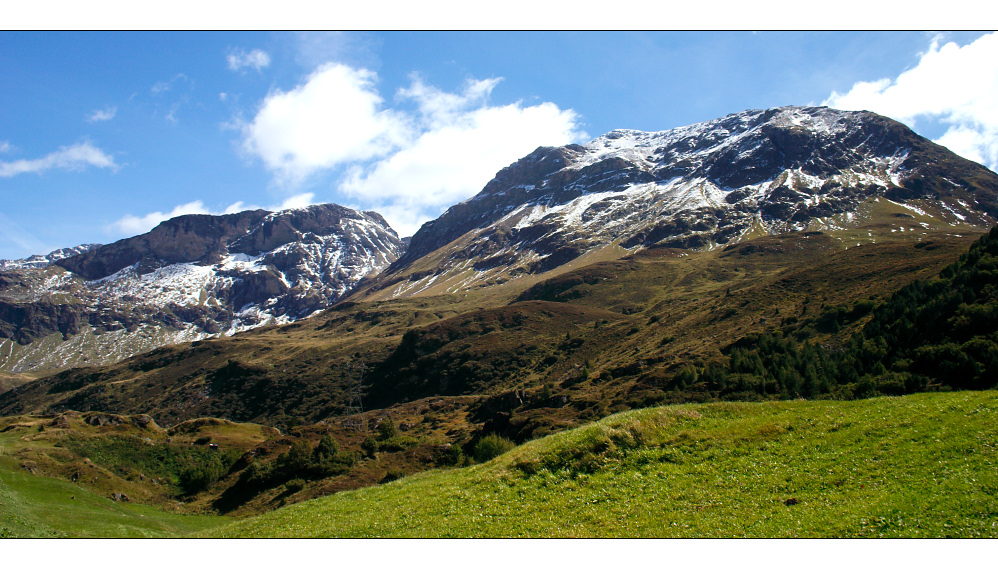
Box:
[2,105,998,537]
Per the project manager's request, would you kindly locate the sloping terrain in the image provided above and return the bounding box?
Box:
[0,223,989,521]
[361,106,998,301]
[0,204,402,375]
[3,106,996,381]
[0,244,100,271]
[0,412,247,536]
[0,372,32,395]
[205,391,998,538]
[2,105,998,529]
[0,226,978,436]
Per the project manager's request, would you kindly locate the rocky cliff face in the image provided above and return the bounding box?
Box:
[0,204,403,373]
[366,106,998,298]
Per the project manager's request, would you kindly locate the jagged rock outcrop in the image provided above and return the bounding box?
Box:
[0,204,403,373]
[369,106,998,298]
[56,211,270,280]
[0,244,101,271]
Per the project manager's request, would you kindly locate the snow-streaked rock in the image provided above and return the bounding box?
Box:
[0,244,101,271]
[373,106,998,297]
[0,204,402,373]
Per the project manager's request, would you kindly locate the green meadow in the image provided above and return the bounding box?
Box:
[0,456,232,537]
[204,391,998,538]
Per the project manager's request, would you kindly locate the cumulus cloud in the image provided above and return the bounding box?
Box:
[107,194,317,237]
[107,200,215,236]
[293,32,378,69]
[0,142,117,177]
[823,32,998,171]
[240,63,409,186]
[239,64,586,237]
[86,106,117,123]
[275,192,315,210]
[342,100,583,237]
[227,48,271,72]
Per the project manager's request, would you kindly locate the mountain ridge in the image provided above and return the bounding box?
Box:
[4,105,998,517]
[0,244,102,271]
[362,106,997,301]
[4,105,998,376]
[0,203,403,374]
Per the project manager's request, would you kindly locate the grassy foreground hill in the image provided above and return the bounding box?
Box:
[204,390,998,538]
[0,443,232,538]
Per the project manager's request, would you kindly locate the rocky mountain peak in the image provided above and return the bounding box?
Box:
[55,209,271,280]
[0,244,102,272]
[1,203,403,374]
[370,105,998,299]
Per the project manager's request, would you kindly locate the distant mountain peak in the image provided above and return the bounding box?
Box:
[0,203,403,374]
[0,244,102,272]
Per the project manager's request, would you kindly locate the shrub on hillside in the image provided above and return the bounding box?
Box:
[233,435,355,495]
[177,451,227,494]
[473,434,515,463]
[376,417,398,440]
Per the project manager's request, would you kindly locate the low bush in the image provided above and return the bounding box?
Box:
[473,434,515,463]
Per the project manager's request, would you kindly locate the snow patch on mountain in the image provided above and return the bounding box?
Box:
[375,105,998,300]
[0,203,404,374]
[0,244,101,271]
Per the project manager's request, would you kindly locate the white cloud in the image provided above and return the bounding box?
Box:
[823,32,998,171]
[151,73,189,95]
[86,106,117,123]
[0,142,117,177]
[239,64,586,237]
[356,200,432,240]
[0,141,12,153]
[107,194,317,238]
[240,63,409,186]
[222,201,246,214]
[397,75,501,127]
[227,48,271,72]
[276,192,315,210]
[342,100,583,237]
[293,32,378,69]
[107,200,214,236]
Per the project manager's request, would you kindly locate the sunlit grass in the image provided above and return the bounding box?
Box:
[0,456,233,537]
[206,391,998,538]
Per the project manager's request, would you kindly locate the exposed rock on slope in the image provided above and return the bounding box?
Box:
[0,244,101,271]
[367,106,998,299]
[0,204,403,373]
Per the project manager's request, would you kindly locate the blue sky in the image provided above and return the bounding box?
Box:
[1,30,996,259]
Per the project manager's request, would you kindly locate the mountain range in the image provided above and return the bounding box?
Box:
[1,105,995,381]
[0,204,401,374]
[3,104,998,520]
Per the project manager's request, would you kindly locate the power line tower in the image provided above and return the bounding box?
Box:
[343,359,367,432]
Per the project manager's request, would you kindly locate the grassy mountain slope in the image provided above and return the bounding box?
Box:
[0,227,980,438]
[0,461,232,537]
[0,412,277,519]
[0,412,240,537]
[0,372,32,395]
[1,223,996,531]
[696,224,998,401]
[0,222,988,517]
[205,391,998,538]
